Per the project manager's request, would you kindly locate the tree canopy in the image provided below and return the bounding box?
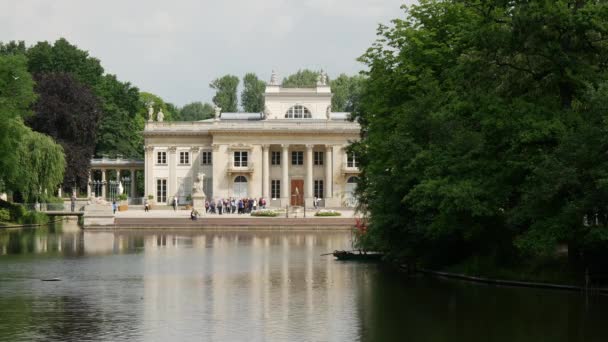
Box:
[0,54,65,200]
[353,0,608,267]
[210,75,239,112]
[281,69,324,88]
[241,73,265,112]
[28,73,100,191]
[178,102,215,121]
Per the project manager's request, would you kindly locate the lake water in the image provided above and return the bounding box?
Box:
[0,221,606,342]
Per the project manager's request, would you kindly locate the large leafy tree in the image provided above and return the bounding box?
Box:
[210,75,239,112]
[330,74,365,112]
[241,73,265,112]
[28,73,100,191]
[354,0,608,267]
[282,69,324,88]
[26,38,104,87]
[95,74,142,158]
[178,102,215,121]
[0,54,65,201]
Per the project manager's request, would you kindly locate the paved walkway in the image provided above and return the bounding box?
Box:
[115,207,357,219]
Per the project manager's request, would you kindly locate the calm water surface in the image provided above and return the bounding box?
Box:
[0,221,606,342]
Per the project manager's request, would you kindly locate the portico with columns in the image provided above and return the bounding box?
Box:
[143,71,360,208]
[88,157,145,202]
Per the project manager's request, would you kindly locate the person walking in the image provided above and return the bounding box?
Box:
[313,196,317,209]
[144,198,150,212]
[173,196,178,211]
[112,201,117,214]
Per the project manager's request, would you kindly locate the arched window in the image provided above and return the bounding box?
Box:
[347,176,359,184]
[233,176,248,197]
[285,105,312,119]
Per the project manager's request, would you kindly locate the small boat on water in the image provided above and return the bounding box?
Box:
[331,250,383,261]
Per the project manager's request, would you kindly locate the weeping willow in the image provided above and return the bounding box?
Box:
[9,119,65,202]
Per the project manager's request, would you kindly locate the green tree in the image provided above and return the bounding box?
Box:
[354,0,608,268]
[210,75,239,112]
[0,41,27,55]
[282,69,324,88]
[178,102,215,121]
[26,38,104,87]
[95,74,142,158]
[241,73,265,112]
[139,92,176,122]
[330,74,365,112]
[0,54,37,192]
[28,73,100,191]
[0,54,65,200]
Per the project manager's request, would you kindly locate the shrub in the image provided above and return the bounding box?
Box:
[315,210,342,217]
[251,209,279,217]
[118,194,128,201]
[0,208,10,222]
[20,211,49,225]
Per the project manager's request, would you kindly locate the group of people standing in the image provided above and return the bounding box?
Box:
[205,197,267,215]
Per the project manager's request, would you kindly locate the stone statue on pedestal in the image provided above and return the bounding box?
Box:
[147,103,154,122]
[214,106,221,120]
[157,108,164,122]
[326,105,331,120]
[192,173,206,215]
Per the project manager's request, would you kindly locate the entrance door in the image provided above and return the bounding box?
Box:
[233,176,248,198]
[290,179,304,206]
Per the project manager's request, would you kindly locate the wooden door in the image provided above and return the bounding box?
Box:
[290,179,304,206]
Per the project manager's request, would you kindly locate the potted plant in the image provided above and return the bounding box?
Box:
[147,194,155,210]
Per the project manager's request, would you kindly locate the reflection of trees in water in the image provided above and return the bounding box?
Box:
[32,295,105,341]
[0,227,84,256]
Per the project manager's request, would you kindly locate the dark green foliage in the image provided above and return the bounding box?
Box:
[210,75,239,112]
[26,38,104,87]
[29,73,99,191]
[354,0,608,267]
[241,73,265,112]
[177,102,214,121]
[95,74,142,158]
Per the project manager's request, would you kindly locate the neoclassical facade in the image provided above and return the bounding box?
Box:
[143,74,360,207]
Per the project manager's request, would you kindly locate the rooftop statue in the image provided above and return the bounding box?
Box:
[157,108,164,122]
[317,71,328,86]
[147,103,154,122]
[214,106,221,120]
[270,70,278,85]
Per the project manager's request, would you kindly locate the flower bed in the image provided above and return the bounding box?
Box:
[251,209,280,217]
[315,210,342,217]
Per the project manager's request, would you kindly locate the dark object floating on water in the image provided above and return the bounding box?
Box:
[41,278,61,282]
[330,250,383,261]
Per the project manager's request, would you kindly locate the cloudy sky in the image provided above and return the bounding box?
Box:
[1,0,416,106]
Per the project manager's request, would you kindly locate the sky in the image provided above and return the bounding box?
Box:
[1,0,416,106]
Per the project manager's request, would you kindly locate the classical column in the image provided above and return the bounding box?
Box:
[168,146,177,201]
[325,145,333,199]
[130,169,136,198]
[262,145,270,199]
[101,169,107,199]
[87,170,92,198]
[305,144,313,200]
[144,146,154,200]
[281,144,289,200]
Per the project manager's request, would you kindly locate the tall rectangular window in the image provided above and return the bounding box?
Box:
[234,151,248,167]
[200,151,212,165]
[347,152,358,168]
[156,179,167,203]
[314,180,324,198]
[314,151,324,166]
[291,151,304,165]
[179,151,190,165]
[156,151,167,165]
[271,180,281,199]
[271,151,281,166]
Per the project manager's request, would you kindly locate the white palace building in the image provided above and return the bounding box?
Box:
[143,72,360,208]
